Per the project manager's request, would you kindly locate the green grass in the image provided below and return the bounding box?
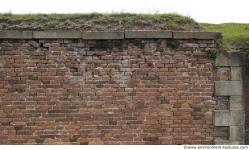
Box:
[0,13,199,31]
[201,23,249,47]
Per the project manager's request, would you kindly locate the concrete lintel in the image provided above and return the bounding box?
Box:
[33,31,81,39]
[173,31,221,40]
[125,30,172,39]
[215,81,242,96]
[0,31,33,39]
[0,30,225,40]
[82,31,124,39]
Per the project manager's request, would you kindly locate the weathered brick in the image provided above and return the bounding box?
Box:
[0,34,219,145]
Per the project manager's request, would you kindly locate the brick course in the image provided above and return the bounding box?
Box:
[0,33,221,144]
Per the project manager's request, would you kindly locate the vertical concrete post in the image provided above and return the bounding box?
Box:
[214,51,245,144]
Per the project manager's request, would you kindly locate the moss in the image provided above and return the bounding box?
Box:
[207,49,218,60]
[0,13,200,31]
[167,39,180,49]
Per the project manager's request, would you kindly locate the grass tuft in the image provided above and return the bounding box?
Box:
[0,13,199,31]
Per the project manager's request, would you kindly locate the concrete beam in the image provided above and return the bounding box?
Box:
[82,31,124,39]
[0,31,32,39]
[33,31,81,39]
[0,30,223,40]
[215,81,242,96]
[125,30,172,39]
[173,31,221,40]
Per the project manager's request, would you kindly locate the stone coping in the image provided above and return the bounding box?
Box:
[0,30,222,40]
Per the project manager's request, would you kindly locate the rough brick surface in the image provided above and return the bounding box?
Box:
[0,38,218,145]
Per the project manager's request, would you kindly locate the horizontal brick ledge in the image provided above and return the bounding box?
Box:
[0,30,221,39]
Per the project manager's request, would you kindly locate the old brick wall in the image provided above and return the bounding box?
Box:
[0,31,221,144]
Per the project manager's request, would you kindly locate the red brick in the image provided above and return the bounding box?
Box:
[0,38,217,145]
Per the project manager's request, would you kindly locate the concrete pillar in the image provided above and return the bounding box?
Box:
[214,51,245,145]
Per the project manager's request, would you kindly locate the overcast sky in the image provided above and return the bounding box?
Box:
[0,0,248,23]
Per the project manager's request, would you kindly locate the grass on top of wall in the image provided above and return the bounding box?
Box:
[0,13,200,31]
